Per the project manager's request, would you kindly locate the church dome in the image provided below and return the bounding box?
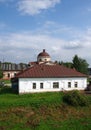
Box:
[37,49,51,62]
[38,49,50,57]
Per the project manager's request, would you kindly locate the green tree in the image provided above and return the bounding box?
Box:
[72,55,89,74]
[0,65,3,79]
[55,61,73,68]
[62,62,73,68]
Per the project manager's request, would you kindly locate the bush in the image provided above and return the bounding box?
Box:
[63,90,89,107]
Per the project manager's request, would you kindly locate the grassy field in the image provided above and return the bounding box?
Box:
[0,79,11,84]
[0,87,91,130]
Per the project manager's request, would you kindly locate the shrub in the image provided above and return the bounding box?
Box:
[63,90,89,107]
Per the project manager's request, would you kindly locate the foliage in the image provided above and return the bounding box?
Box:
[63,90,89,107]
[0,64,3,79]
[56,55,89,75]
[55,61,73,68]
[61,61,73,68]
[72,55,89,74]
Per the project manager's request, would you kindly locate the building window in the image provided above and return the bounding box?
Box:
[74,82,78,88]
[53,82,59,88]
[68,82,71,88]
[8,73,10,78]
[14,73,16,77]
[40,83,43,89]
[33,83,36,89]
[39,59,42,61]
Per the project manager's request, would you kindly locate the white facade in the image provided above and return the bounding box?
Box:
[37,56,51,62]
[18,77,87,94]
[3,71,19,79]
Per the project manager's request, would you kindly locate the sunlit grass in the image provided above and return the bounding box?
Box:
[0,87,91,130]
[0,87,63,109]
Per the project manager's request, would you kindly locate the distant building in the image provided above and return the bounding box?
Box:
[0,63,28,80]
[12,49,87,94]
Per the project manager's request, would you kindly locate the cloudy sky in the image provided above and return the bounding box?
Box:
[0,0,91,66]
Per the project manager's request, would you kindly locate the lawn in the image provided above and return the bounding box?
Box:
[0,87,91,130]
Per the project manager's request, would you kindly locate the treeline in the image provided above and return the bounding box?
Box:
[55,55,89,75]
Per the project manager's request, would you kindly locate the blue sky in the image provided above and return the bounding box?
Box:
[0,0,91,66]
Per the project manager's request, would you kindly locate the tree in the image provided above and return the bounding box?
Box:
[61,62,73,68]
[72,55,89,74]
[55,61,73,68]
[0,66,3,79]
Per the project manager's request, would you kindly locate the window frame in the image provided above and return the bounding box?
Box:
[74,82,78,88]
[40,83,43,89]
[68,82,71,88]
[53,82,59,88]
[14,73,16,77]
[33,83,36,89]
[8,73,10,78]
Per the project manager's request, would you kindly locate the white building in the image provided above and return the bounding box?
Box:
[12,50,87,94]
[0,63,28,80]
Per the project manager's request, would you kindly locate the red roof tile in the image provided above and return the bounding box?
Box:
[15,64,87,78]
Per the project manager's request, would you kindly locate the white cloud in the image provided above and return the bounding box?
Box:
[0,23,91,66]
[0,30,89,63]
[37,21,83,41]
[17,0,61,15]
[0,32,64,62]
[63,40,83,49]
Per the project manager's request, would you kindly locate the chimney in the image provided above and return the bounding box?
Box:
[43,49,45,52]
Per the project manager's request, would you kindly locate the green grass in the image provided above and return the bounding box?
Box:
[0,79,11,84]
[0,87,91,130]
[0,87,63,109]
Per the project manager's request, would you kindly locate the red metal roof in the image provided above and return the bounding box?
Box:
[15,64,87,78]
[37,49,50,57]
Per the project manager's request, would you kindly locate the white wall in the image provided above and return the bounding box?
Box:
[18,77,87,94]
[37,56,51,62]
